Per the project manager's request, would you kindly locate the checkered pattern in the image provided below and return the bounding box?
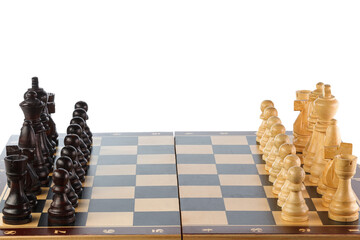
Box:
[0,133,180,232]
[175,132,360,233]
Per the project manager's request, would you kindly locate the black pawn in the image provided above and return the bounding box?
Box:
[56,156,82,199]
[67,124,91,162]
[75,101,88,112]
[2,155,32,225]
[73,108,92,141]
[64,134,88,173]
[70,117,92,151]
[61,146,86,183]
[48,169,75,225]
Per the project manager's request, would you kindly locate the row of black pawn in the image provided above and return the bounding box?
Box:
[48,101,93,225]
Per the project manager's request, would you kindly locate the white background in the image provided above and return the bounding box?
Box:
[0,0,359,159]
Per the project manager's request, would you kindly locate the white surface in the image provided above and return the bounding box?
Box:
[0,0,359,159]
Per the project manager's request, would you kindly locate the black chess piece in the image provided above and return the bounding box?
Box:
[17,120,42,195]
[61,146,86,182]
[27,77,58,148]
[41,113,56,158]
[47,93,59,146]
[6,146,38,209]
[48,169,76,225]
[74,101,88,112]
[73,108,92,141]
[2,154,32,225]
[20,91,49,186]
[56,156,83,198]
[67,124,91,161]
[70,117,92,152]
[64,134,88,173]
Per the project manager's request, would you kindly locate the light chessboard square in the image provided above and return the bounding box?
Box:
[138,136,174,145]
[219,174,262,186]
[214,154,254,164]
[100,146,137,155]
[91,187,135,199]
[134,198,179,212]
[224,198,271,211]
[177,164,217,175]
[86,212,134,227]
[211,136,248,145]
[137,154,175,164]
[179,186,222,198]
[176,145,213,154]
[95,165,136,176]
[136,174,178,186]
[181,211,228,226]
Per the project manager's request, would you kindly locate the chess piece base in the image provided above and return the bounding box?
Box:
[328,211,359,222]
[2,214,32,225]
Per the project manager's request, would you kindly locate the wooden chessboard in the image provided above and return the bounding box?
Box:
[0,131,360,239]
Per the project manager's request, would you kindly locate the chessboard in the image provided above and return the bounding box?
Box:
[1,131,360,239]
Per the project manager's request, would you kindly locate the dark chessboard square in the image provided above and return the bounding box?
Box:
[138,145,175,154]
[176,154,215,164]
[252,154,264,164]
[88,199,134,212]
[176,136,212,145]
[135,186,179,198]
[136,164,176,175]
[305,198,316,211]
[212,145,251,154]
[259,175,273,186]
[226,211,275,225]
[318,211,360,225]
[32,200,46,213]
[0,201,4,210]
[101,136,138,146]
[178,174,220,186]
[98,155,137,165]
[80,187,93,199]
[38,213,50,227]
[133,212,180,226]
[267,198,282,211]
[74,212,88,226]
[221,186,266,198]
[306,186,323,198]
[216,164,258,174]
[246,136,258,145]
[180,198,225,211]
[91,146,100,155]
[93,175,136,187]
[46,188,54,200]
[86,165,97,176]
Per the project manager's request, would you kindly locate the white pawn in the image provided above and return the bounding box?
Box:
[281,166,309,222]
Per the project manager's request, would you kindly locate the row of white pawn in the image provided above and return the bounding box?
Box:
[256,102,359,223]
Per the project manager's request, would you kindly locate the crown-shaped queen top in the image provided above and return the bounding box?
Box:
[19,91,45,121]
